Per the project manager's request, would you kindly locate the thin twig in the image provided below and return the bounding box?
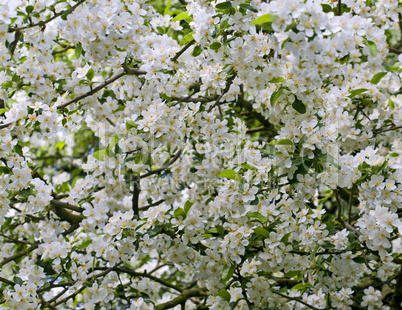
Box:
[0,244,39,266]
[155,288,207,310]
[374,125,402,134]
[139,199,165,211]
[8,0,87,32]
[140,150,183,179]
[171,40,195,62]
[53,45,75,55]
[272,290,322,310]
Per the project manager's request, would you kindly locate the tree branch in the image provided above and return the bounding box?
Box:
[114,266,183,293]
[132,175,141,218]
[0,276,15,286]
[51,200,83,224]
[0,244,39,266]
[50,199,84,213]
[155,288,207,310]
[390,267,402,310]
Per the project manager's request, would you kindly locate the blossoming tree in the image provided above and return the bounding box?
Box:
[0,0,402,309]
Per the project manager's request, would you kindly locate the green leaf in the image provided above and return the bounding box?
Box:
[363,39,377,57]
[348,88,368,98]
[284,271,300,278]
[93,149,107,161]
[216,2,232,10]
[250,197,259,205]
[276,139,293,146]
[240,163,258,171]
[353,257,366,263]
[239,4,258,12]
[164,0,172,15]
[0,108,6,115]
[246,212,268,223]
[370,72,387,84]
[14,144,23,156]
[252,13,275,25]
[292,99,306,114]
[126,120,137,130]
[192,45,202,57]
[291,282,312,291]
[217,169,243,182]
[25,5,34,14]
[74,43,82,59]
[184,200,194,214]
[179,32,195,45]
[210,42,222,51]
[318,154,341,170]
[174,208,186,219]
[172,11,189,22]
[222,263,235,282]
[388,99,395,109]
[216,289,231,302]
[206,226,225,235]
[269,77,284,83]
[2,81,13,88]
[86,68,95,81]
[13,276,23,285]
[310,243,320,261]
[78,239,92,249]
[254,227,270,238]
[108,134,120,150]
[321,4,333,13]
[55,141,65,151]
[281,232,291,244]
[270,87,283,106]
[389,152,399,157]
[389,62,402,72]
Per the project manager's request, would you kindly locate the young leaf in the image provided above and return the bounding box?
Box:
[210,42,222,51]
[276,139,293,146]
[184,200,194,214]
[370,72,387,84]
[174,208,186,219]
[240,163,258,171]
[217,169,243,182]
[348,88,368,98]
[269,77,284,83]
[291,282,312,291]
[86,68,95,81]
[126,120,137,130]
[74,43,82,59]
[254,227,270,238]
[93,149,107,161]
[172,12,189,22]
[252,13,275,25]
[222,263,235,282]
[216,289,231,302]
[363,39,377,57]
[270,88,283,106]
